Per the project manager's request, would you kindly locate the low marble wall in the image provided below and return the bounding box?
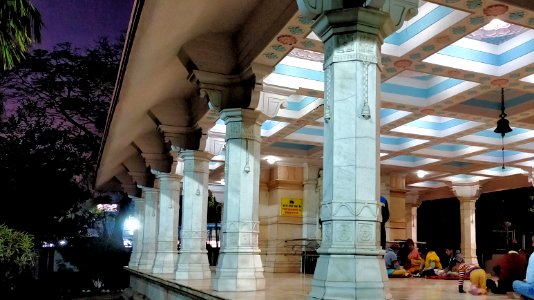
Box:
[123,268,225,300]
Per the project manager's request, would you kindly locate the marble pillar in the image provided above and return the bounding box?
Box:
[175,150,213,280]
[128,196,145,268]
[297,0,419,297]
[258,166,270,268]
[211,108,266,291]
[152,172,182,277]
[263,164,304,273]
[405,192,420,242]
[138,186,159,271]
[388,174,407,241]
[308,10,388,300]
[303,164,321,241]
[452,184,481,265]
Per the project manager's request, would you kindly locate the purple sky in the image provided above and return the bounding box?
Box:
[33,0,133,50]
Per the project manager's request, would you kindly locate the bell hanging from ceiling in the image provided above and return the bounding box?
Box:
[494,88,512,137]
[494,117,512,137]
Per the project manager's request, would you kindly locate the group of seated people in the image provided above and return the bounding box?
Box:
[384,239,462,278]
[384,239,534,298]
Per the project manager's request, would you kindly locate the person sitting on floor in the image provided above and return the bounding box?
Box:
[487,249,527,294]
[418,246,443,277]
[458,262,487,295]
[437,247,464,277]
[513,251,534,299]
[384,243,408,277]
[405,239,422,274]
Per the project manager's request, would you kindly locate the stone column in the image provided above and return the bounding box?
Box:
[138,186,159,271]
[263,164,304,273]
[405,191,420,242]
[258,165,270,268]
[388,174,407,241]
[211,108,266,291]
[303,164,321,241]
[297,0,418,298]
[175,150,213,280]
[452,184,481,265]
[152,171,182,277]
[128,196,145,268]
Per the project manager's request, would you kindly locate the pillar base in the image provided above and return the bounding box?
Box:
[152,250,179,277]
[308,254,389,300]
[211,252,265,291]
[263,253,301,273]
[175,251,212,280]
[462,254,479,266]
[138,251,157,271]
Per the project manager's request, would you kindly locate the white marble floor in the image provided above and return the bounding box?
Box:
[173,272,516,300]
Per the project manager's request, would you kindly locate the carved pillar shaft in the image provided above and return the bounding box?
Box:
[388,174,407,241]
[263,164,304,273]
[138,187,159,271]
[459,197,478,265]
[405,192,420,242]
[297,0,419,297]
[303,164,321,240]
[312,9,389,300]
[211,108,267,291]
[152,172,182,277]
[128,196,145,268]
[175,150,213,280]
[452,184,480,265]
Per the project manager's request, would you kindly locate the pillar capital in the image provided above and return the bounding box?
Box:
[122,183,138,197]
[169,146,185,176]
[180,149,214,162]
[451,183,481,201]
[405,190,420,206]
[141,152,170,172]
[297,0,418,32]
[219,108,267,126]
[138,184,159,196]
[150,170,182,185]
[158,124,202,150]
[220,108,267,144]
[128,171,148,187]
[389,173,407,192]
[189,68,255,112]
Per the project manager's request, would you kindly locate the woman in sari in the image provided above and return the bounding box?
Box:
[405,239,422,274]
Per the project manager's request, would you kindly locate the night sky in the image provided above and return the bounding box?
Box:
[32,0,133,50]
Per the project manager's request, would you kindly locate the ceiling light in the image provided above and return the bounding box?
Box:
[416,170,428,178]
[494,88,512,169]
[265,156,277,165]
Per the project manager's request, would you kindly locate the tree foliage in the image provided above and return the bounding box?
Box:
[0,224,36,292]
[0,37,123,238]
[0,0,43,70]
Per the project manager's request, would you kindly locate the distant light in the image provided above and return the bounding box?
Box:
[123,238,132,248]
[416,170,428,178]
[97,203,118,212]
[42,241,55,248]
[58,239,68,246]
[124,216,139,235]
[482,19,508,31]
[265,156,277,165]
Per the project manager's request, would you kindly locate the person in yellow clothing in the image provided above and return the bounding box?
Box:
[457,262,487,295]
[418,247,443,277]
